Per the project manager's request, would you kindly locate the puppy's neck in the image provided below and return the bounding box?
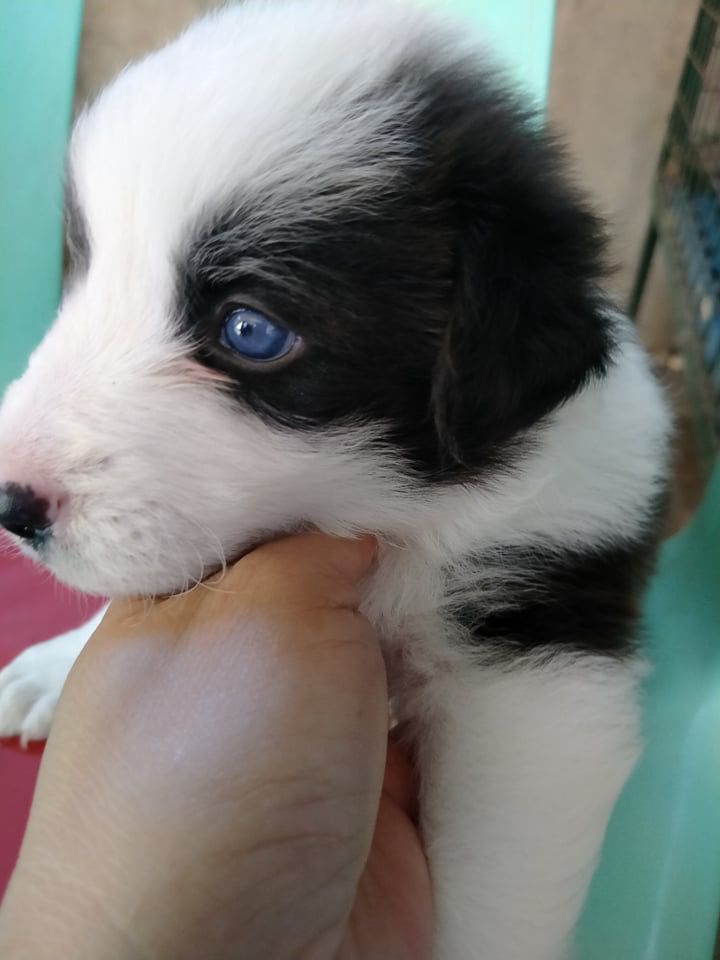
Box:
[359,336,669,674]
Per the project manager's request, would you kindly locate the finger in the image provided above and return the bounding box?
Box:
[383,736,419,820]
[90,533,378,663]
[226,531,378,610]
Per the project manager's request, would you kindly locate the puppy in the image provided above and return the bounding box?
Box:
[0,1,670,956]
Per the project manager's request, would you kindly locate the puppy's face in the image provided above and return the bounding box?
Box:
[0,1,609,596]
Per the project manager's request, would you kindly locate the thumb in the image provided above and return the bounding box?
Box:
[233,531,378,610]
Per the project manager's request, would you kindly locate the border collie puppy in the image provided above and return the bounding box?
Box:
[0,1,670,956]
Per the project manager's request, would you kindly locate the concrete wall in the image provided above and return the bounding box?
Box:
[548,0,696,343]
[549,1,703,528]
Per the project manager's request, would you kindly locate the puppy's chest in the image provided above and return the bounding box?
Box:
[357,543,546,690]
[359,546,477,684]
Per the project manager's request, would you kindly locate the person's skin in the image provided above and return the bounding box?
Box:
[0,533,432,960]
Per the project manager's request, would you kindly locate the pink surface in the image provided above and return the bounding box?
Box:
[0,540,103,898]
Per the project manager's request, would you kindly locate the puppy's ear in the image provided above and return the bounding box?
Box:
[430,79,611,467]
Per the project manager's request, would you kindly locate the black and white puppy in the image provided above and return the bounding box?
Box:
[0,1,670,956]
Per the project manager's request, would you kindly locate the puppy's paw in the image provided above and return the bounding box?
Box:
[0,637,75,745]
[0,611,105,746]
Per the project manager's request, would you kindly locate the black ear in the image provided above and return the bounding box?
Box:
[429,75,613,468]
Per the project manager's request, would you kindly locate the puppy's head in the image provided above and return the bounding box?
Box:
[0,0,610,595]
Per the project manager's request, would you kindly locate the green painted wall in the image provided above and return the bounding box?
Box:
[0,1,84,393]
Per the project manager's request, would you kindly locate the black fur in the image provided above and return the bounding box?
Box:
[454,519,665,661]
[64,176,90,274]
[179,52,613,480]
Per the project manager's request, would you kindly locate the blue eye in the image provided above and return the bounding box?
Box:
[220,307,298,362]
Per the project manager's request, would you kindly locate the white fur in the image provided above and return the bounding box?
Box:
[0,606,106,746]
[407,657,644,960]
[0,2,671,956]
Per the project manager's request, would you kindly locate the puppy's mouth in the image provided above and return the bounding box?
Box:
[5,512,313,600]
[2,528,51,557]
[159,525,310,598]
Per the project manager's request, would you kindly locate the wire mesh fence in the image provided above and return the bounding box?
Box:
[640,0,720,476]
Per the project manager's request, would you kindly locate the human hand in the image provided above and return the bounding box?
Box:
[0,534,431,960]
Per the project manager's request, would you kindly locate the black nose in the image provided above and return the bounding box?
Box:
[0,483,52,542]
